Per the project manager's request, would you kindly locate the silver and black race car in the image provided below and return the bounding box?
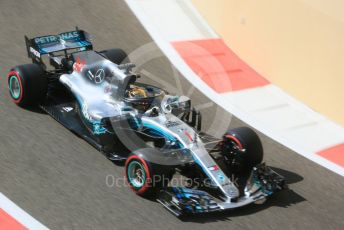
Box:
[7,29,286,217]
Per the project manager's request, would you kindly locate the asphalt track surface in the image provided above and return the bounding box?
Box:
[0,1,343,229]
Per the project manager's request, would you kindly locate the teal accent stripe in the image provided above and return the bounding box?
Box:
[9,75,20,99]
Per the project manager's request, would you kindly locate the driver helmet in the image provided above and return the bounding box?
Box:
[126,86,150,112]
[128,86,148,98]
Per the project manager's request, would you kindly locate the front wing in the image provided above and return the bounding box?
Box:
[157,164,286,216]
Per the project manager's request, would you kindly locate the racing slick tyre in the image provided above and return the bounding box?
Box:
[222,127,263,173]
[7,64,47,107]
[100,48,128,64]
[125,149,174,197]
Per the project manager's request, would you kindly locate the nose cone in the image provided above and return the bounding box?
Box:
[223,182,240,199]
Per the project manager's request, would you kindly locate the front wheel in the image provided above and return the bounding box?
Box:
[125,151,173,197]
[221,127,263,173]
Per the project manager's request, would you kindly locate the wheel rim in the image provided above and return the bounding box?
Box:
[224,135,243,150]
[128,160,146,189]
[9,75,21,99]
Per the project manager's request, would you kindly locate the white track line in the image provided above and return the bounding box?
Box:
[0,193,49,230]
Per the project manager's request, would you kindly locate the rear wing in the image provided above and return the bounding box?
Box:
[25,28,93,63]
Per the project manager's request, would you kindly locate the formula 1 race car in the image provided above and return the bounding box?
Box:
[7,29,286,217]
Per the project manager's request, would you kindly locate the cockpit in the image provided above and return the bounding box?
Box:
[124,83,165,113]
[65,50,189,117]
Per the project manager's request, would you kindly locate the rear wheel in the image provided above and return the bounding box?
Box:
[222,127,263,173]
[7,64,47,107]
[99,48,128,64]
